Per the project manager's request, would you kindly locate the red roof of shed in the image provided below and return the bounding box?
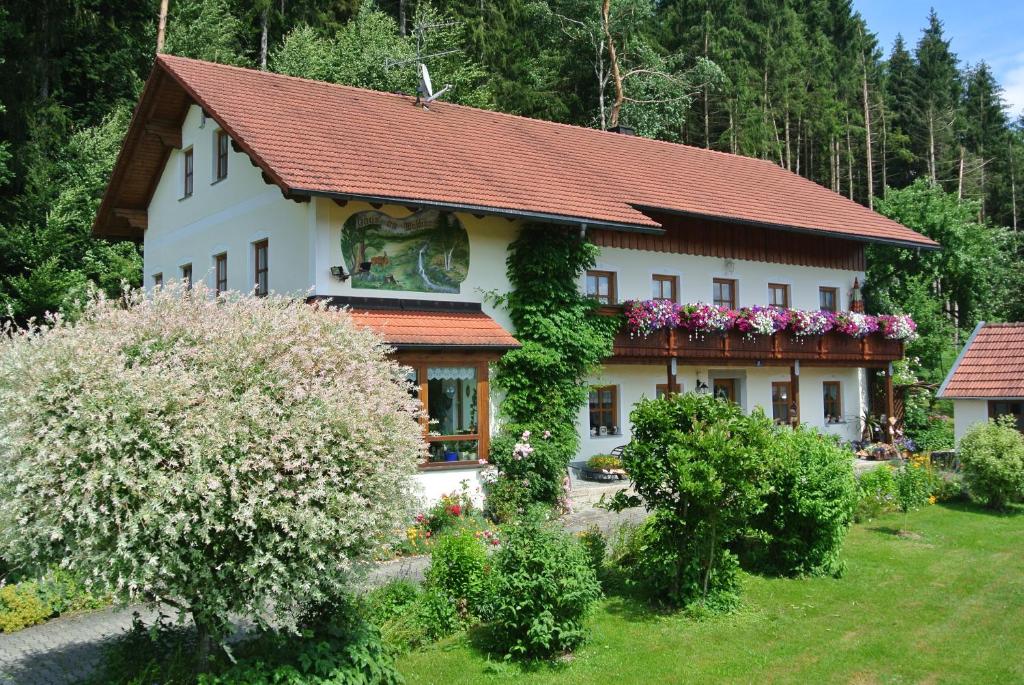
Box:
[93,55,937,249]
[347,309,519,349]
[938,323,1024,399]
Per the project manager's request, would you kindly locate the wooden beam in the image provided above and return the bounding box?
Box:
[144,119,181,149]
[332,198,348,207]
[113,208,148,230]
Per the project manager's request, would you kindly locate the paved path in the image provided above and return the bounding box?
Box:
[0,501,644,685]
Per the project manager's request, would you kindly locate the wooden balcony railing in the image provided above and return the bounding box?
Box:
[600,307,903,367]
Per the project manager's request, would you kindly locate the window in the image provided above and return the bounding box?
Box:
[214,253,227,294]
[181,263,192,289]
[403,361,489,466]
[183,148,194,198]
[153,273,163,287]
[215,130,229,181]
[713,278,737,308]
[651,274,678,302]
[589,385,619,436]
[823,381,842,423]
[772,381,793,424]
[586,270,617,305]
[819,286,839,312]
[656,383,681,399]
[253,240,268,297]
[713,378,737,402]
[989,401,1024,432]
[768,283,790,308]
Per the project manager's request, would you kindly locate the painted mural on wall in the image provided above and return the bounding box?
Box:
[340,209,470,294]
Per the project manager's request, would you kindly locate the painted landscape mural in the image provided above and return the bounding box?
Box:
[340,209,470,293]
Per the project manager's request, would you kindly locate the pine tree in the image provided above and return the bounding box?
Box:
[913,10,960,187]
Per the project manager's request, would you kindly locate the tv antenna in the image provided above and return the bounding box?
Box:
[385,19,457,109]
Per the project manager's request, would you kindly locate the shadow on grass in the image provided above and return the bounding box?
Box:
[937,499,1024,518]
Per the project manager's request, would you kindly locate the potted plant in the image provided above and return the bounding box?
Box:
[580,454,628,482]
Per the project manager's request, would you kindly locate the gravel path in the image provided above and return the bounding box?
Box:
[0,501,644,685]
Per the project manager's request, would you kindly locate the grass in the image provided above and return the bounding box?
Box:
[397,503,1024,684]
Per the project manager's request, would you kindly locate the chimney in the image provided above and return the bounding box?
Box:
[608,125,635,136]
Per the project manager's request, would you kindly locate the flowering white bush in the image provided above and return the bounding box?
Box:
[0,283,424,650]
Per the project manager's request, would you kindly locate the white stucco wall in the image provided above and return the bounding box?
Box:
[412,467,488,508]
[953,399,989,443]
[589,244,865,310]
[145,105,312,295]
[577,363,865,459]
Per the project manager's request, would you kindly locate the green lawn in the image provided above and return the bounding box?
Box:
[397,504,1024,684]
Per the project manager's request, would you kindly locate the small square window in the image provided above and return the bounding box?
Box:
[768,283,790,308]
[819,287,839,312]
[713,278,737,308]
[652,274,678,302]
[586,270,617,305]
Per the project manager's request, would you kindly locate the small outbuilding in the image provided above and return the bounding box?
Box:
[938,322,1024,442]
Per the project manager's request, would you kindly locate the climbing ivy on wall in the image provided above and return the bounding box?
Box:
[489,224,619,504]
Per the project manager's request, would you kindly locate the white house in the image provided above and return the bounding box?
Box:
[93,55,937,501]
[938,322,1024,442]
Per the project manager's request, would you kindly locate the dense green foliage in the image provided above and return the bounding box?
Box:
[0,568,107,632]
[489,226,617,504]
[853,465,899,522]
[611,393,774,608]
[424,529,492,615]
[743,427,857,577]
[958,416,1024,510]
[485,517,602,659]
[366,581,461,653]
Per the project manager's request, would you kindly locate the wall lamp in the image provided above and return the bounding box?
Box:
[330,265,350,282]
[695,379,710,394]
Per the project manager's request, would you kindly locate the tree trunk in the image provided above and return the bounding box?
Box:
[259,6,269,70]
[846,113,855,200]
[703,27,710,149]
[157,0,169,53]
[880,98,888,197]
[957,146,965,200]
[784,107,791,171]
[399,0,407,37]
[193,613,214,674]
[1010,140,1019,231]
[602,0,624,130]
[928,107,937,184]
[795,117,802,176]
[861,49,874,209]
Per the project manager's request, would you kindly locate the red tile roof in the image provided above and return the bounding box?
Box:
[346,308,519,349]
[93,54,937,248]
[938,323,1024,398]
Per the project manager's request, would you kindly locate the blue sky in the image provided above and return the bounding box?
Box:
[853,0,1024,118]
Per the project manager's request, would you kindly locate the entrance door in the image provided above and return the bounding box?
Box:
[713,378,737,402]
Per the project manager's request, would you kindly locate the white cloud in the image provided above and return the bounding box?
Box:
[1002,61,1024,119]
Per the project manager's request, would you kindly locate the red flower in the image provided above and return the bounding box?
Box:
[447,504,462,516]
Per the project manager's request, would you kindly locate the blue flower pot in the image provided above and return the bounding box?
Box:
[445,451,458,462]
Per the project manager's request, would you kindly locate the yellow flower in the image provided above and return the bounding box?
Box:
[928,495,937,505]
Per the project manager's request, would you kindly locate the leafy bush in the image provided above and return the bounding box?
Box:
[489,426,572,508]
[855,465,899,522]
[586,455,624,471]
[425,530,492,615]
[366,582,460,653]
[611,393,773,609]
[365,580,420,625]
[482,472,531,523]
[486,519,601,658]
[0,284,424,663]
[958,417,1024,509]
[577,525,607,577]
[0,581,50,633]
[743,427,856,577]
[895,457,935,513]
[912,415,955,451]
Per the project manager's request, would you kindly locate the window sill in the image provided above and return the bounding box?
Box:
[210,177,227,186]
[179,194,192,202]
[825,422,848,426]
[588,434,623,439]
[418,460,489,472]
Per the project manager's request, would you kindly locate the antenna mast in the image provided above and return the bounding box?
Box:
[386,18,458,109]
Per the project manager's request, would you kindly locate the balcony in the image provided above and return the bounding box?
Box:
[599,306,904,367]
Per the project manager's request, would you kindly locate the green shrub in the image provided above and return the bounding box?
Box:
[486,519,601,659]
[913,415,954,451]
[855,465,899,522]
[483,472,531,523]
[586,455,624,471]
[425,530,491,615]
[365,580,420,625]
[0,581,50,632]
[84,613,197,685]
[489,426,574,507]
[37,568,107,615]
[370,584,461,654]
[743,427,857,577]
[577,525,607,577]
[895,457,935,514]
[958,417,1024,509]
[610,393,773,609]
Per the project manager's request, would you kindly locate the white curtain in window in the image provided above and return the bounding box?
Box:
[427,366,475,381]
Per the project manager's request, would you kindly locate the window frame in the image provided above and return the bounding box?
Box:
[768,283,791,308]
[181,263,193,289]
[183,147,194,198]
[651,274,679,302]
[253,240,268,297]
[215,130,229,181]
[398,355,491,468]
[819,286,839,313]
[153,273,163,288]
[823,381,842,423]
[586,270,617,305]
[713,278,738,308]
[713,377,737,403]
[772,381,793,424]
[214,253,227,294]
[589,385,620,437]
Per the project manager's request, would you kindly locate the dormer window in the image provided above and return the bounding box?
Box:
[183,148,194,198]
[215,130,229,181]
